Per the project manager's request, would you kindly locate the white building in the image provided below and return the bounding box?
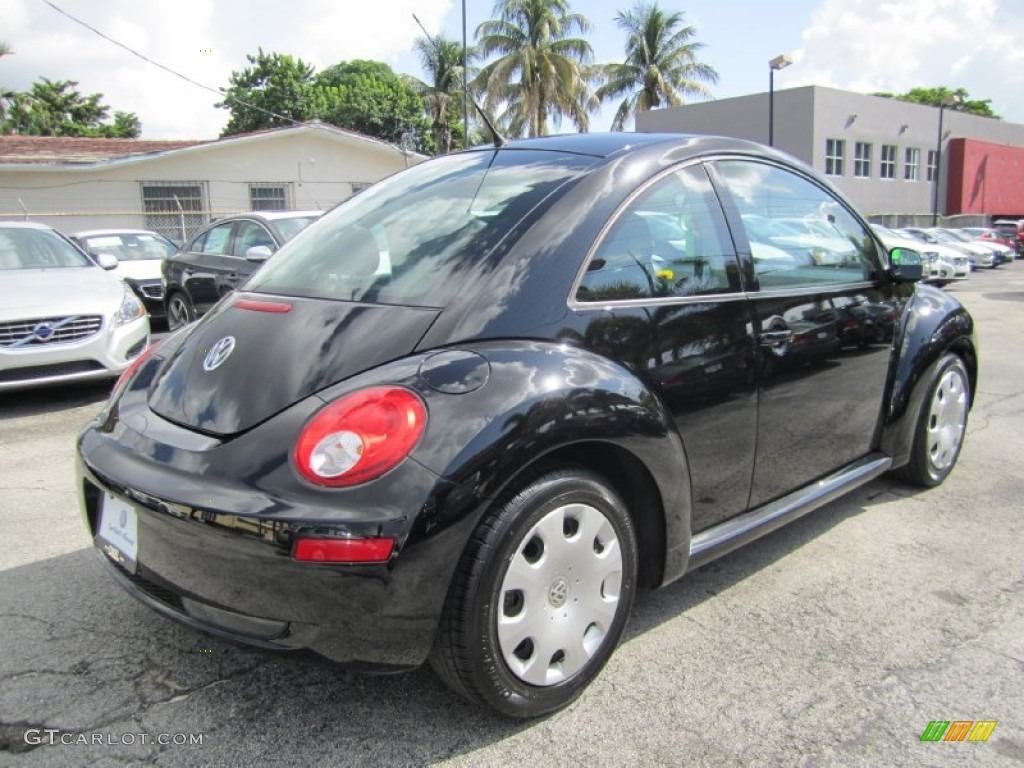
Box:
[0,122,422,241]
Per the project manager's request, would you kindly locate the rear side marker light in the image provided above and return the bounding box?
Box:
[233,298,293,313]
[113,343,157,394]
[293,537,394,563]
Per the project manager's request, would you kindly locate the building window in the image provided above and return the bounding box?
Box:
[927,149,938,181]
[141,182,207,242]
[350,182,370,196]
[825,139,845,176]
[904,148,920,181]
[854,142,872,178]
[880,145,897,179]
[249,183,291,211]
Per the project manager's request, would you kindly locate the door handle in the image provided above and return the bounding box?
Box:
[759,329,793,347]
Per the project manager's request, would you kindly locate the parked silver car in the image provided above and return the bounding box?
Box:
[0,222,150,391]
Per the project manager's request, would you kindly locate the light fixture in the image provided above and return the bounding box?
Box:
[768,54,793,147]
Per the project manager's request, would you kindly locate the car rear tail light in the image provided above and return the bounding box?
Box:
[294,386,426,487]
[292,536,394,563]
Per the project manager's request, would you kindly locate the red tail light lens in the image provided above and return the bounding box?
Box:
[294,386,426,487]
[293,537,394,563]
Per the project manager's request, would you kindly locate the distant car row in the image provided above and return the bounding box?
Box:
[0,208,1016,392]
[0,212,318,391]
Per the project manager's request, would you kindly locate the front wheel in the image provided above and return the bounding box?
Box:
[430,468,638,718]
[894,354,970,487]
[166,292,195,331]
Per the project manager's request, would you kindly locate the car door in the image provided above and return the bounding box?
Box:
[181,221,236,314]
[573,163,758,533]
[709,158,898,510]
[226,220,277,293]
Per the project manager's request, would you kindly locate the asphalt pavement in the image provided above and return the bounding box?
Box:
[1,267,1022,767]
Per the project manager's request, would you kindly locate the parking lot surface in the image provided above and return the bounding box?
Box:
[1,268,1022,767]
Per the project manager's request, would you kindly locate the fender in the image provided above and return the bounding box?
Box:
[403,340,692,577]
[878,284,977,466]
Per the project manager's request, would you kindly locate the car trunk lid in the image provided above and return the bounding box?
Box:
[147,294,440,436]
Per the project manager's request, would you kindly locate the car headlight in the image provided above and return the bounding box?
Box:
[924,251,938,263]
[113,285,145,327]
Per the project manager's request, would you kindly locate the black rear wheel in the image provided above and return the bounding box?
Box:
[430,468,638,718]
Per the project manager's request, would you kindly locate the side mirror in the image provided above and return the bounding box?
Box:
[245,245,273,263]
[890,247,924,282]
[95,253,119,270]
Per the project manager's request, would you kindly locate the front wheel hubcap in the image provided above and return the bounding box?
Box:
[927,367,968,471]
[497,502,622,687]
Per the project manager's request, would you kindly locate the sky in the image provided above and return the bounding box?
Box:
[2,0,1024,140]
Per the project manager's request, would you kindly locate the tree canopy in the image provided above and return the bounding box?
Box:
[475,0,598,138]
[873,86,1000,119]
[218,51,431,151]
[597,2,718,130]
[0,78,141,138]
[407,35,471,153]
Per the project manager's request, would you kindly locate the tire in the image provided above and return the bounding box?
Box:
[430,468,638,718]
[166,291,195,331]
[893,354,970,487]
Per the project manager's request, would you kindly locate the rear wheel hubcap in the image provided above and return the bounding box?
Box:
[927,367,968,471]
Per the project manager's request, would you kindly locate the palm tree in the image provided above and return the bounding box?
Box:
[475,0,598,138]
[407,35,471,154]
[598,1,718,130]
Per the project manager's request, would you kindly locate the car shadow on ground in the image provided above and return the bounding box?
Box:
[0,476,902,765]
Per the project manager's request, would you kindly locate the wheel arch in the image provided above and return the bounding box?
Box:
[879,286,977,467]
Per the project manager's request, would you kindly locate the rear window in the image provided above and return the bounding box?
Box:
[248,149,596,307]
[270,216,319,242]
[81,233,177,261]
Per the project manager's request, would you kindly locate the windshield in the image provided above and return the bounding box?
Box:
[248,149,596,307]
[270,216,319,242]
[0,228,93,270]
[80,232,177,261]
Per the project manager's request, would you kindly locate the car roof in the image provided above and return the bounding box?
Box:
[223,210,323,221]
[472,132,779,160]
[70,228,170,238]
[0,221,57,231]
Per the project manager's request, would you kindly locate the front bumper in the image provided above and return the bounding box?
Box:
[0,314,149,391]
[76,397,467,668]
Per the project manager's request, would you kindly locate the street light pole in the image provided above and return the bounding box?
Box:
[768,54,793,147]
[462,0,469,149]
[931,94,962,226]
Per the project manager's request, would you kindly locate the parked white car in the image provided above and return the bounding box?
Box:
[877,226,967,284]
[897,228,979,274]
[69,229,179,321]
[0,222,150,391]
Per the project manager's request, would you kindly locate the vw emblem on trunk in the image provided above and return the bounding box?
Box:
[202,336,236,372]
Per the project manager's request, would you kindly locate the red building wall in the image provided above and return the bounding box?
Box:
[946,138,1024,218]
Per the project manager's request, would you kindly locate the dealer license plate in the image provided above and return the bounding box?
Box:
[97,493,139,573]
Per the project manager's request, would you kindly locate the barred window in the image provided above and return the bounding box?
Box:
[854,142,872,178]
[880,145,897,179]
[904,148,920,181]
[249,183,291,211]
[141,182,207,242]
[825,139,845,176]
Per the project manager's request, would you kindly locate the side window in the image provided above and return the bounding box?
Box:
[577,164,740,302]
[715,160,881,290]
[199,223,234,255]
[232,221,276,257]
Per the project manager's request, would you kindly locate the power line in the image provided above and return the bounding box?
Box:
[41,0,308,130]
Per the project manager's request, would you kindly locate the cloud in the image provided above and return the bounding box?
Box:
[0,0,452,138]
[785,0,1024,122]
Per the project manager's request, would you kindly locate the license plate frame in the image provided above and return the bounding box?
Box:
[97,492,139,574]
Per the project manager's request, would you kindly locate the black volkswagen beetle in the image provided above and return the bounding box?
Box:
[77,134,976,718]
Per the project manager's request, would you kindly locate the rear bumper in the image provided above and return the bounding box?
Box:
[76,411,469,668]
